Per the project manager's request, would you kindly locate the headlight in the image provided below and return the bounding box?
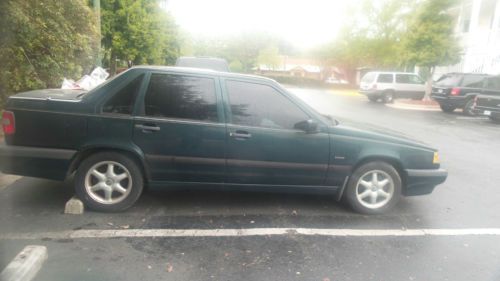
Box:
[433,152,440,164]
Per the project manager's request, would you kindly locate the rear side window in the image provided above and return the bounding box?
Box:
[361,72,376,83]
[435,74,462,87]
[397,74,424,84]
[225,81,309,130]
[102,74,144,115]
[377,74,393,83]
[143,73,218,122]
[485,76,500,91]
[461,75,485,88]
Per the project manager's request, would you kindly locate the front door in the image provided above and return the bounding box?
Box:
[222,79,330,186]
[133,72,226,183]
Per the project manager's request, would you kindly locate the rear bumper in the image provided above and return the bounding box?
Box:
[473,106,500,119]
[0,144,76,180]
[431,95,468,107]
[404,168,447,196]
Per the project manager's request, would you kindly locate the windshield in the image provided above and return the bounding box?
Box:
[435,73,462,87]
[361,72,377,83]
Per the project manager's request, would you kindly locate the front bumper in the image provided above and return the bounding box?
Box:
[404,168,448,196]
[0,144,76,180]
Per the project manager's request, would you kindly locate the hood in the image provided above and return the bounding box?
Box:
[330,119,435,151]
[10,89,87,101]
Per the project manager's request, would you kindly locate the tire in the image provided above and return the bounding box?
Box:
[368,96,379,102]
[74,152,144,212]
[490,116,500,124]
[382,91,394,103]
[344,161,402,215]
[463,99,476,116]
[439,104,456,113]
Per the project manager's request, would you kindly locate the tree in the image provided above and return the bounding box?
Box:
[257,46,281,70]
[402,0,461,96]
[101,0,179,75]
[0,0,99,106]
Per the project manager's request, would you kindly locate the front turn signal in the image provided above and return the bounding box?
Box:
[433,152,440,164]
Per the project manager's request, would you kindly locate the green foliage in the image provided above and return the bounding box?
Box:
[0,0,99,106]
[180,32,295,73]
[402,0,461,69]
[229,60,244,73]
[257,46,281,70]
[101,0,180,74]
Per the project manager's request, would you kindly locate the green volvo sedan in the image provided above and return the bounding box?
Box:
[0,66,447,214]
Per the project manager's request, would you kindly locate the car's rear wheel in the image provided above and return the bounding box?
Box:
[463,99,476,116]
[490,116,500,123]
[75,152,144,212]
[439,104,456,113]
[382,91,394,103]
[345,161,402,214]
[368,96,379,102]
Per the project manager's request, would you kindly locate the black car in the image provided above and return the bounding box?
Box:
[431,73,490,115]
[473,75,500,122]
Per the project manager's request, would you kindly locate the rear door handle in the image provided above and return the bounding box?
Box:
[230,130,251,139]
[135,124,160,132]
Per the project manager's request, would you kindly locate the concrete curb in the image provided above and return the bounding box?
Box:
[0,245,48,281]
[0,173,21,191]
[386,103,441,111]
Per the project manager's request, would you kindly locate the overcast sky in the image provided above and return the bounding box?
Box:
[167,0,360,49]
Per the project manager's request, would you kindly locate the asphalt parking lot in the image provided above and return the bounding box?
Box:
[1,88,500,281]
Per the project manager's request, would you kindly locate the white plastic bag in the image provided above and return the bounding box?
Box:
[61,67,109,91]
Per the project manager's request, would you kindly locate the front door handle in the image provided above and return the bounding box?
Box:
[230,130,252,140]
[135,124,160,132]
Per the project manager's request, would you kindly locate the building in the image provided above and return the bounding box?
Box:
[255,57,324,80]
[435,0,500,78]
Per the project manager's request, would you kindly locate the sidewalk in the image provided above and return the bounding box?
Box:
[386,99,441,111]
[0,172,21,191]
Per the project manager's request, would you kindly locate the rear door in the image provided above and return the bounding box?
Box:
[222,79,330,186]
[132,72,226,183]
[479,76,500,109]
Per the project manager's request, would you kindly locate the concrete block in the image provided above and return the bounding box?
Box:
[64,196,84,215]
[0,245,48,281]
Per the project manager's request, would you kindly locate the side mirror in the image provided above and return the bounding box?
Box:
[294,119,319,133]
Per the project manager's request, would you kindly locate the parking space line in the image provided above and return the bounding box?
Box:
[2,228,500,240]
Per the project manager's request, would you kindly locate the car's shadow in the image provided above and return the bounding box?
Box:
[0,177,427,231]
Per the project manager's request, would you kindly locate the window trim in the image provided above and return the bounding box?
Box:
[137,71,223,124]
[222,78,312,130]
[98,73,147,116]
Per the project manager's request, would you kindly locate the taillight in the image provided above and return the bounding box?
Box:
[450,87,461,96]
[2,111,15,135]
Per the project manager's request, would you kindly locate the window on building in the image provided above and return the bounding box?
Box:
[143,74,218,122]
[460,2,472,32]
[102,74,144,115]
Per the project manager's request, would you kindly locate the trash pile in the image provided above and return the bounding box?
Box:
[61,67,109,91]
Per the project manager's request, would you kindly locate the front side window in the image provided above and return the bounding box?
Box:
[102,74,144,115]
[143,74,218,122]
[226,81,309,130]
[377,74,393,83]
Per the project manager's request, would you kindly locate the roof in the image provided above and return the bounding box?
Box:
[130,65,275,82]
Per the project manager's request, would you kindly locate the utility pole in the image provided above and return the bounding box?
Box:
[93,0,102,67]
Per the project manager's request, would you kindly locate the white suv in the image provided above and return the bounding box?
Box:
[359,72,426,103]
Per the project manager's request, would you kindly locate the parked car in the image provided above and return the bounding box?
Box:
[472,75,500,122]
[175,56,230,72]
[0,66,447,214]
[431,72,490,115]
[325,77,348,85]
[359,71,426,103]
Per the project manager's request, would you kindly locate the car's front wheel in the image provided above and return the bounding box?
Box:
[345,161,402,214]
[75,152,144,212]
[368,96,379,102]
[463,99,476,116]
[382,91,394,103]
